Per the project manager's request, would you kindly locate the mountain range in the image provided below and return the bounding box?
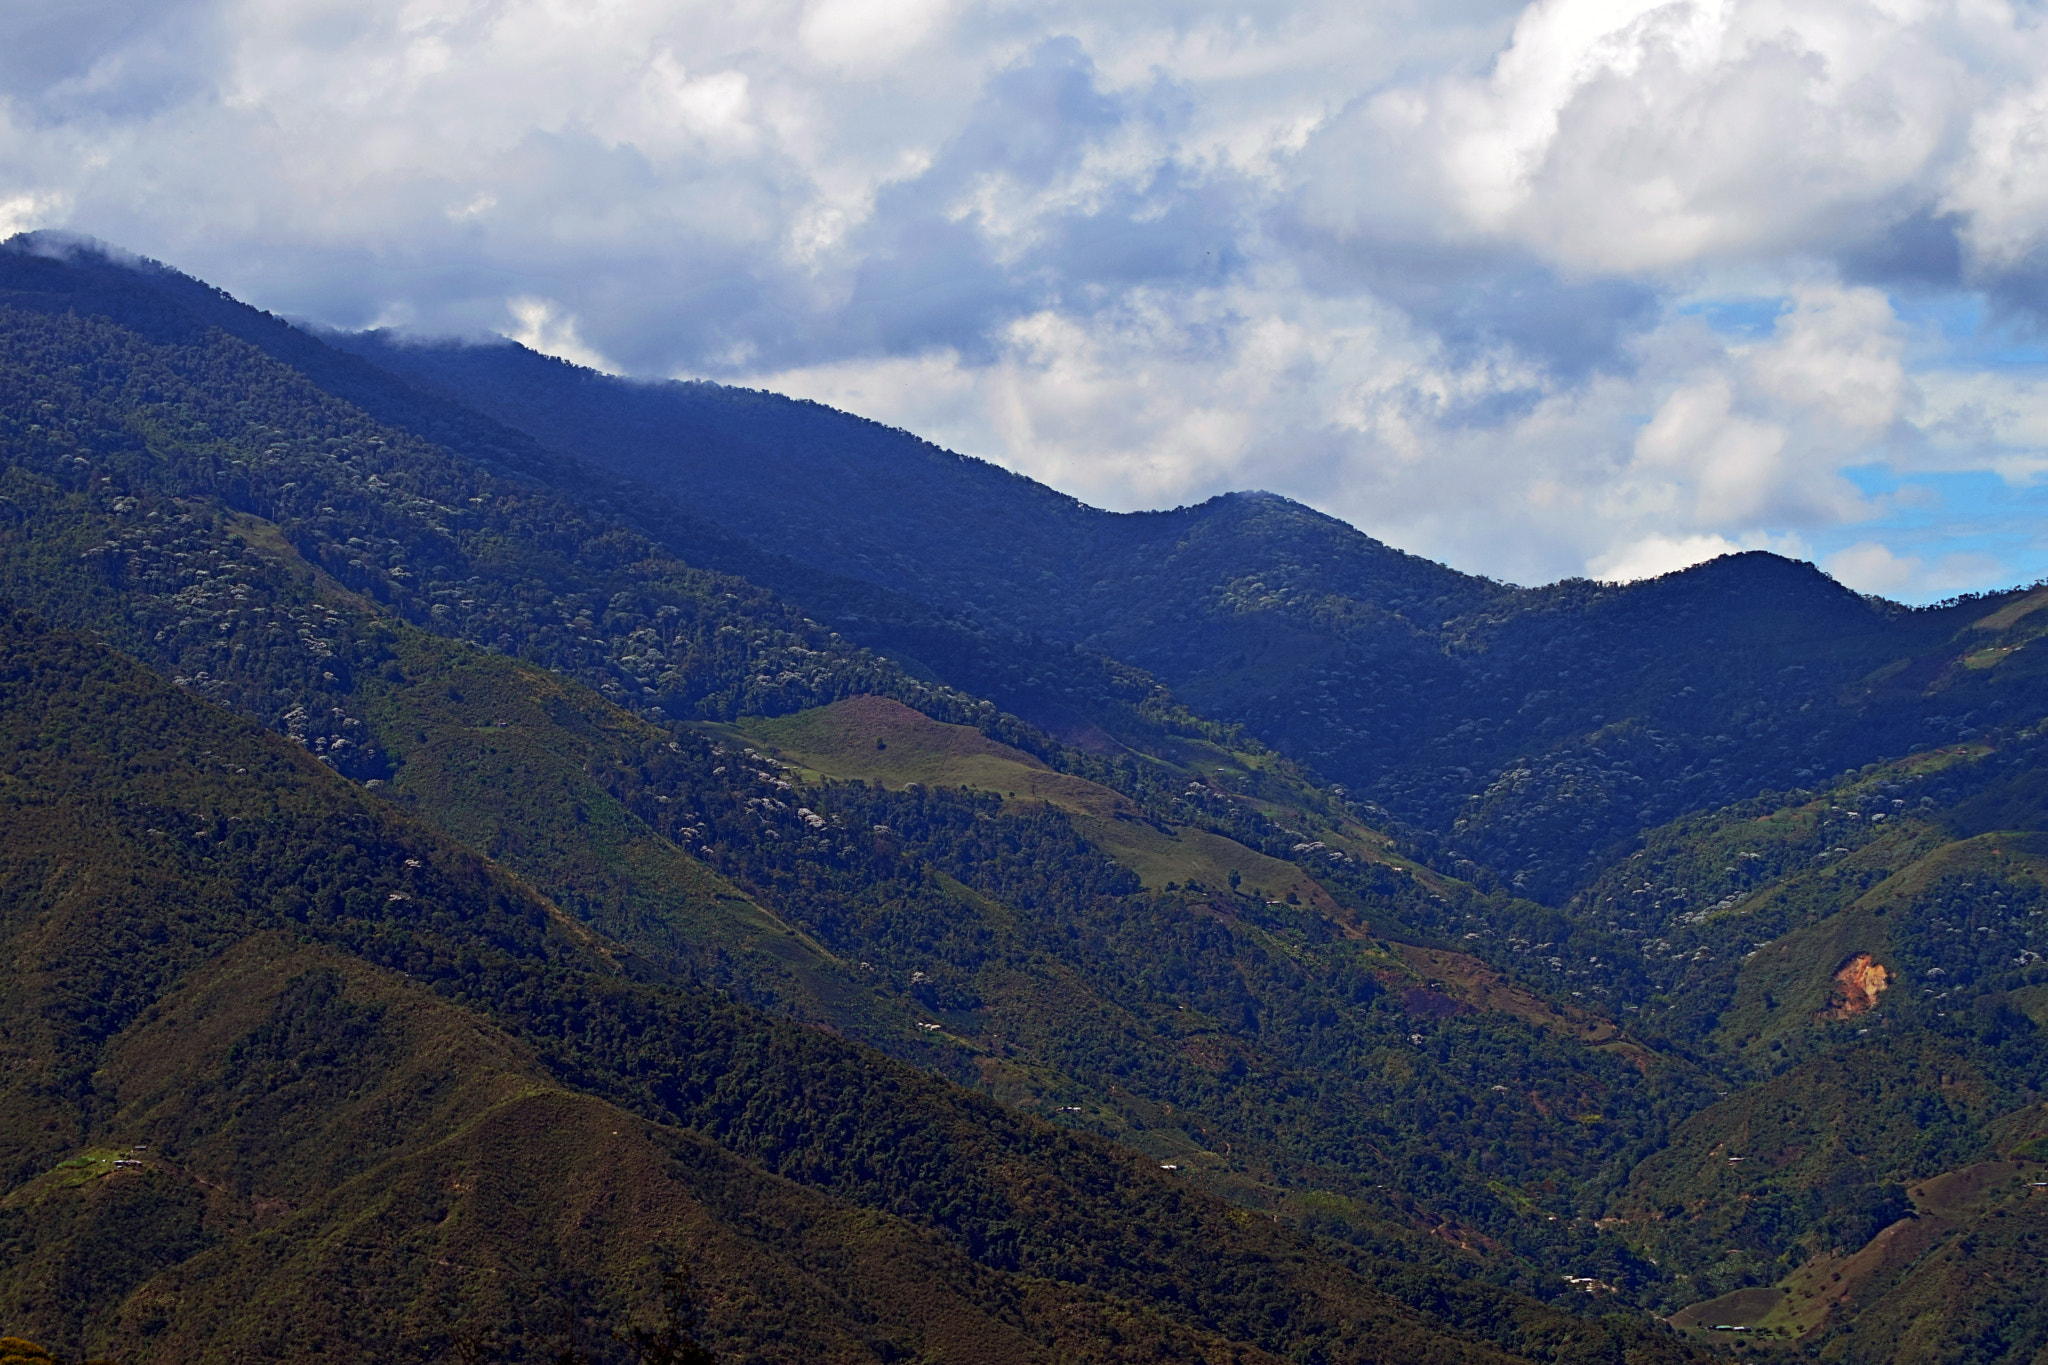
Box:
[0,232,2044,1363]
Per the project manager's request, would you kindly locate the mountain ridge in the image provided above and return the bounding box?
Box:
[327,310,2047,900]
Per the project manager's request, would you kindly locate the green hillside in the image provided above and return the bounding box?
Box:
[355,629,892,1034]
[1539,739,2048,1352]
[0,612,1718,1363]
[728,694,1335,902]
[348,625,1699,1298]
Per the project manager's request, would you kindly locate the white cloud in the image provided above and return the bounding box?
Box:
[799,0,956,71]
[629,55,755,148]
[738,273,1898,585]
[1304,0,1987,273]
[1945,73,2048,270]
[1826,540,2007,597]
[1631,376,1785,521]
[507,296,614,373]
[0,189,69,238]
[1826,540,1919,594]
[1912,370,2048,481]
[1588,533,1743,583]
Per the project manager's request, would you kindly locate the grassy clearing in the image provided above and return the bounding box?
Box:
[44,1152,127,1189]
[728,696,1334,903]
[733,694,1054,792]
[1972,586,2048,634]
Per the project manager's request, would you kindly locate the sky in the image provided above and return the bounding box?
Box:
[6,0,2048,597]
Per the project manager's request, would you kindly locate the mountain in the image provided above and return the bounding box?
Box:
[21,234,2027,903]
[331,332,2047,900]
[6,609,1674,1364]
[4,232,2048,1363]
[0,231,1703,1297]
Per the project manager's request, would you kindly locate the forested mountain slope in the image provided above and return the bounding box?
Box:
[333,328,2048,901]
[0,237,1238,761]
[1544,737,2048,1360]
[0,616,1689,1364]
[323,331,1493,645]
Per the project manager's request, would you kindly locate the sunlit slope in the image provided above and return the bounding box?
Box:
[1660,1157,2048,1352]
[727,694,1334,904]
[1713,832,2043,1053]
[685,694,1709,1279]
[225,570,1708,1303]
[1552,737,2048,1055]
[361,637,1702,1289]
[726,691,1495,920]
[355,627,900,1033]
[1642,1150,2048,1360]
[1808,1163,2048,1364]
[16,935,1315,1365]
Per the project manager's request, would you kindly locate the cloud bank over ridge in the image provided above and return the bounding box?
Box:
[6,0,2048,595]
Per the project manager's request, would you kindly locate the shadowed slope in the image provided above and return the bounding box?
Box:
[329,327,2048,900]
